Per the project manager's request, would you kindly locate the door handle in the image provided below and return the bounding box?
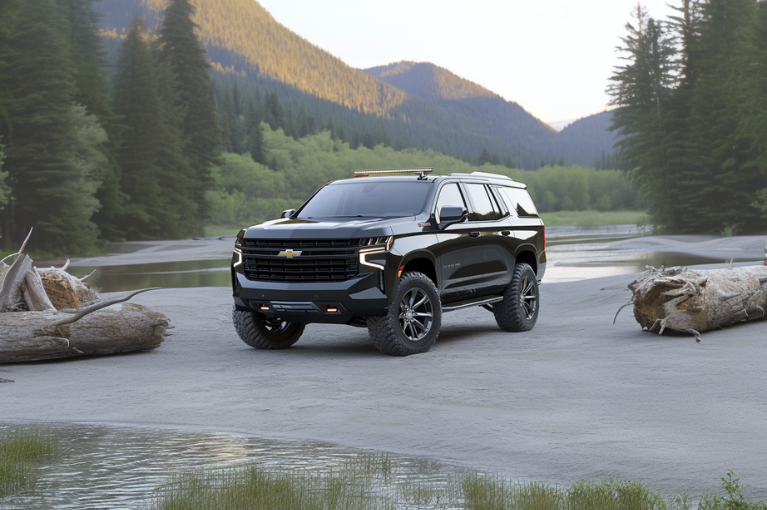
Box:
[501,230,511,236]
[469,231,481,238]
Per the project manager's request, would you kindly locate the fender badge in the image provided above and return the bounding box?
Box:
[278,250,302,258]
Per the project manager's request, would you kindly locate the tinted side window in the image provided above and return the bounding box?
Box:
[499,187,539,217]
[489,187,509,219]
[465,184,496,221]
[435,183,467,222]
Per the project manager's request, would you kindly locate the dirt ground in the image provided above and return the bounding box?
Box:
[3,235,767,499]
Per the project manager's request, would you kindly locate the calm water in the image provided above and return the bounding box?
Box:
[64,226,762,291]
[67,260,231,293]
[0,423,471,510]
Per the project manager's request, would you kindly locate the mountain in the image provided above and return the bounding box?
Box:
[364,61,498,102]
[93,0,618,168]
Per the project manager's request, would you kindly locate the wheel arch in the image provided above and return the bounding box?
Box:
[514,247,538,275]
[399,254,438,287]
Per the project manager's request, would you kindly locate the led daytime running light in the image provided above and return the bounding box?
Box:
[359,236,393,270]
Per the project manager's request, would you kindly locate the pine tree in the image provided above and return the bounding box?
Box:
[478,147,491,166]
[608,6,678,231]
[0,0,103,253]
[264,90,284,130]
[112,18,167,239]
[220,85,235,152]
[682,0,763,232]
[157,0,220,225]
[56,0,126,241]
[153,43,200,238]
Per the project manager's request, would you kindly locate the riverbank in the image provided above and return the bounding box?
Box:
[2,266,766,499]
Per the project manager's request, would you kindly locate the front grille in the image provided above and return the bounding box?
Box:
[241,239,361,282]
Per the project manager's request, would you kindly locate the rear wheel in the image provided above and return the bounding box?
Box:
[493,263,539,332]
[232,307,305,349]
[366,272,441,356]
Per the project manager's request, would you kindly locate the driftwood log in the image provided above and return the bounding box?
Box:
[0,229,170,363]
[625,261,767,342]
[0,289,170,363]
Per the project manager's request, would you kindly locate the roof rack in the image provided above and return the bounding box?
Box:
[354,168,433,180]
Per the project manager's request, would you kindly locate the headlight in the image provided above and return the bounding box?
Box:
[359,236,393,270]
[358,236,392,249]
[234,237,243,248]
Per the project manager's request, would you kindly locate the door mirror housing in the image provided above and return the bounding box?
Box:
[439,206,467,229]
[281,209,296,219]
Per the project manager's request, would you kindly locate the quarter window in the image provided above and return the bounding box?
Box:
[499,187,539,217]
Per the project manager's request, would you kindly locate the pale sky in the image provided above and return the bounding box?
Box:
[256,0,678,126]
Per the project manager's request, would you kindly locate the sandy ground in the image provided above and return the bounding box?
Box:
[3,234,767,499]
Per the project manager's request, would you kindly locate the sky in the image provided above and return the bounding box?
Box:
[256,0,678,127]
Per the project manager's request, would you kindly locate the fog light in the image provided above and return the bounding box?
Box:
[259,305,270,312]
[324,305,339,313]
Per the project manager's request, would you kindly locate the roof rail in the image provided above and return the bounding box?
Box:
[447,171,514,181]
[354,168,433,179]
[470,171,513,180]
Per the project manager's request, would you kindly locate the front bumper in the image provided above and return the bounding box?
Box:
[232,269,390,324]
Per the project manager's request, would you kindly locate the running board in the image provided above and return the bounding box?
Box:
[442,296,503,312]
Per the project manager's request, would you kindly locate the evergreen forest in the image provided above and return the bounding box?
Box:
[0,0,220,253]
[3,0,765,256]
[609,0,767,234]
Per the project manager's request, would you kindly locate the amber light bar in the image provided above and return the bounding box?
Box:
[354,168,433,177]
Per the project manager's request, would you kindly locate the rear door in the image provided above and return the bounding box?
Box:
[434,182,485,303]
[462,183,516,295]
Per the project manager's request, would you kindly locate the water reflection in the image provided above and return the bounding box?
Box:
[544,240,758,283]
[67,260,230,293]
[0,423,470,510]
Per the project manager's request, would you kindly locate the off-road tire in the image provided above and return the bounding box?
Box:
[366,271,441,356]
[232,307,305,349]
[493,263,539,332]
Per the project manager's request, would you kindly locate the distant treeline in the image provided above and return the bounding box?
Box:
[208,126,639,228]
[610,0,767,234]
[0,0,219,254]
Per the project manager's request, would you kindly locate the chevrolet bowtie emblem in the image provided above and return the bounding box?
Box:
[278,250,302,258]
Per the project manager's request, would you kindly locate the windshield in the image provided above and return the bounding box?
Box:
[297,181,432,219]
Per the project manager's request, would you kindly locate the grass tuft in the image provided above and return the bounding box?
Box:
[151,461,767,510]
[0,427,57,498]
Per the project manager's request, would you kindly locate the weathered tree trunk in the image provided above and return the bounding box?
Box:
[0,294,170,363]
[39,268,97,310]
[627,262,767,341]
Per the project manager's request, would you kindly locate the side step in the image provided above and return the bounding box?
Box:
[442,296,503,313]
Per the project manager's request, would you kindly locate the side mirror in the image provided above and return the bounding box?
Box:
[439,206,467,229]
[281,209,296,219]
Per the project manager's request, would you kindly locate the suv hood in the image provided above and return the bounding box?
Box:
[243,217,399,240]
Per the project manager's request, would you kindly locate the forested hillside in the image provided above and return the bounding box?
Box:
[364,62,498,101]
[92,0,618,169]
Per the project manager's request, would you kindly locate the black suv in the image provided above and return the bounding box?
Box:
[231,169,546,356]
